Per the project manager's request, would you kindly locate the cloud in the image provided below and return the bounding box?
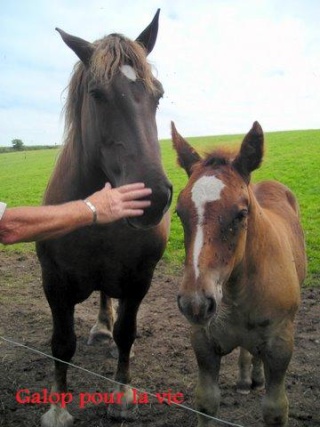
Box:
[0,1,319,146]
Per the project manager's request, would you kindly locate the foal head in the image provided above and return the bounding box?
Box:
[172,121,264,325]
[54,10,172,228]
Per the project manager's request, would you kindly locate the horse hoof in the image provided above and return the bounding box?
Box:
[87,324,113,345]
[236,381,251,395]
[107,386,136,420]
[236,386,251,395]
[41,406,74,427]
[252,379,265,391]
[108,404,137,420]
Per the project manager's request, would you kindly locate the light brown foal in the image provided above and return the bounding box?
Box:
[172,121,306,426]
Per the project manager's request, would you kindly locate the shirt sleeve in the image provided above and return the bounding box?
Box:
[0,202,7,220]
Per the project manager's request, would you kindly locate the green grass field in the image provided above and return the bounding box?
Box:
[1,129,319,285]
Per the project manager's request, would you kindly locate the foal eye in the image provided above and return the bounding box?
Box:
[236,209,248,221]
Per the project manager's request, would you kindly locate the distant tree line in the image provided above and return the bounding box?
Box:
[0,139,60,153]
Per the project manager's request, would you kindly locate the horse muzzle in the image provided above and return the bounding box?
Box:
[177,292,217,326]
[126,182,172,230]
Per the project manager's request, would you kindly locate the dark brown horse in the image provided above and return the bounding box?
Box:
[36,11,172,427]
[172,121,306,426]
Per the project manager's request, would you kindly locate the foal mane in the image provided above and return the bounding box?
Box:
[46,33,156,200]
[202,147,237,168]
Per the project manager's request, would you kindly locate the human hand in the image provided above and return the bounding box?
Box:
[86,183,152,224]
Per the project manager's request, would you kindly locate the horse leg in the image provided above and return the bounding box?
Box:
[237,348,265,394]
[41,304,76,427]
[87,292,114,345]
[107,297,142,419]
[252,355,265,391]
[237,347,252,394]
[191,328,222,427]
[261,327,294,427]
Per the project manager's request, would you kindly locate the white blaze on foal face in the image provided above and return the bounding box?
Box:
[191,175,225,280]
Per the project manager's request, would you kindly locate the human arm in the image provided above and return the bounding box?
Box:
[0,183,151,245]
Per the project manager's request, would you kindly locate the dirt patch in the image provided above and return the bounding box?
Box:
[0,252,319,427]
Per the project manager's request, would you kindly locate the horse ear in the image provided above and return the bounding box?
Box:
[135,9,160,55]
[233,121,264,182]
[56,28,94,66]
[171,122,201,177]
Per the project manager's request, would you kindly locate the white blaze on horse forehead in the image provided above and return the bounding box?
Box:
[120,65,137,81]
[191,175,225,280]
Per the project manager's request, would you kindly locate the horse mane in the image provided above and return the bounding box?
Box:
[91,33,156,90]
[64,33,156,147]
[45,33,156,202]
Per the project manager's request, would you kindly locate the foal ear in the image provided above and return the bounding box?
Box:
[136,9,160,55]
[233,121,264,182]
[56,28,94,66]
[171,122,201,177]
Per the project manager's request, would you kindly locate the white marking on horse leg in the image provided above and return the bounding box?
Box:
[120,65,137,81]
[107,385,136,420]
[41,404,74,427]
[87,319,113,345]
[191,175,225,279]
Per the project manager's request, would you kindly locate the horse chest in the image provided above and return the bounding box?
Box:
[208,308,274,355]
[51,225,164,263]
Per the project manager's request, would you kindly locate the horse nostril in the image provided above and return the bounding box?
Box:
[207,297,216,316]
[177,295,182,312]
[163,186,173,214]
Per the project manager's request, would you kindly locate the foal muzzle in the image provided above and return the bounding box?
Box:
[177,292,217,325]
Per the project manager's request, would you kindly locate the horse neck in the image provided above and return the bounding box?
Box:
[224,186,270,306]
[247,185,267,240]
[230,185,270,282]
[45,135,103,204]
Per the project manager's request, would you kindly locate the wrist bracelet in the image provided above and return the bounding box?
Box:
[83,200,97,224]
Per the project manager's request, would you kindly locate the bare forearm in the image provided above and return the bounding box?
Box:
[0,182,152,245]
[0,201,92,245]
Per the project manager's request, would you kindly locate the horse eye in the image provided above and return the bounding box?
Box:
[155,93,163,108]
[237,209,248,221]
[90,89,107,102]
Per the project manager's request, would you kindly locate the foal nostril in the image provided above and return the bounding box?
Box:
[206,297,216,316]
[177,295,183,313]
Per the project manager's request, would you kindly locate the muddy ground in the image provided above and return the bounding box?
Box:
[0,252,319,427]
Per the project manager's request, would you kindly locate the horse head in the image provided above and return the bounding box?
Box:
[172,121,264,325]
[55,10,172,229]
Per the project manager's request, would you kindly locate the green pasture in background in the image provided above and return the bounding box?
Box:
[0,129,319,286]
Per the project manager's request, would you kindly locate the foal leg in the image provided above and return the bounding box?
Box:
[237,349,265,394]
[261,328,294,426]
[252,355,265,391]
[88,292,114,345]
[191,328,222,427]
[237,348,252,394]
[107,297,142,420]
[41,304,76,427]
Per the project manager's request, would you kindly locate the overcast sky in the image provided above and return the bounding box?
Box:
[1,0,319,146]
